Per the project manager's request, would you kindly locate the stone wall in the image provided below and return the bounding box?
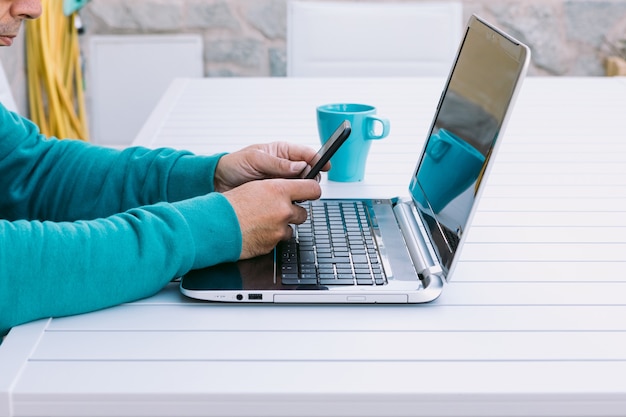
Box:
[2,0,626,114]
[79,0,626,77]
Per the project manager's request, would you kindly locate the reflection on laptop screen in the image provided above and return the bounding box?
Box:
[409,18,529,275]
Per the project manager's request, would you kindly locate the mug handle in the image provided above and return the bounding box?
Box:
[365,116,390,140]
[427,131,452,162]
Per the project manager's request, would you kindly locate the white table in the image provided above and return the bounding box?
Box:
[2,77,626,417]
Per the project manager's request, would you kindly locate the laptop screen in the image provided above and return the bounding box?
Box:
[409,16,530,278]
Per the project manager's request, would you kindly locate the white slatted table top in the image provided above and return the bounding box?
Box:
[2,77,625,417]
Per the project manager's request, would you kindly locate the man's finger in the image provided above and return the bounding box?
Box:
[269,142,319,162]
[280,179,322,203]
[253,151,308,178]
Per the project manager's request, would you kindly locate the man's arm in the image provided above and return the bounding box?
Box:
[0,106,241,335]
[0,107,221,222]
[0,105,322,335]
[0,193,242,336]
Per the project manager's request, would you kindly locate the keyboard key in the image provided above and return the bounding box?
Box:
[318,267,334,275]
[351,254,369,264]
[300,250,316,264]
[282,264,297,274]
[321,278,355,286]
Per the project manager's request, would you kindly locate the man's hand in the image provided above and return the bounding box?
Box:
[214,142,327,192]
[223,178,322,259]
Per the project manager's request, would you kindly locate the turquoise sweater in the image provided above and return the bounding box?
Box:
[0,106,242,336]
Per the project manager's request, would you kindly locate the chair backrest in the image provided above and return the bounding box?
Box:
[0,61,18,112]
[88,34,203,146]
[287,1,463,77]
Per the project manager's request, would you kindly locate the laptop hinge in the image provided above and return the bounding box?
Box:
[393,201,443,278]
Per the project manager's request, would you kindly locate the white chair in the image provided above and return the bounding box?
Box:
[0,61,18,112]
[88,34,203,146]
[287,1,463,77]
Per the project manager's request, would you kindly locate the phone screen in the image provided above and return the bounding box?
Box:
[299,120,351,179]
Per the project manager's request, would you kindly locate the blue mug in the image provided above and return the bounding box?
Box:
[317,103,390,182]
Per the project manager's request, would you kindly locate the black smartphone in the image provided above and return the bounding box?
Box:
[299,120,351,179]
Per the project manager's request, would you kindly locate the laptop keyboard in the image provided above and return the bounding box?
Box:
[279,200,386,286]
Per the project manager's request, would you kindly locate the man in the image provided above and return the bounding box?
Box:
[0,0,324,336]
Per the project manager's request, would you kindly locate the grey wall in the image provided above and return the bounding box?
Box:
[3,0,626,117]
[79,0,626,77]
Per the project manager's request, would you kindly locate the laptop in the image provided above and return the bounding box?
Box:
[180,15,531,304]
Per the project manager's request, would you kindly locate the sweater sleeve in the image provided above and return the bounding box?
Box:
[0,107,242,336]
[0,108,224,221]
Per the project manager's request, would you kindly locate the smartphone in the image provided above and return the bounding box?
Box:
[299,120,351,179]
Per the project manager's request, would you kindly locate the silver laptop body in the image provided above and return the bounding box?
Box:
[180,15,531,304]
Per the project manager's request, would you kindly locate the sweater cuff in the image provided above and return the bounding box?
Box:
[167,153,228,202]
[172,192,242,269]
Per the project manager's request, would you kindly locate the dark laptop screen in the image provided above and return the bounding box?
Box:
[409,16,530,277]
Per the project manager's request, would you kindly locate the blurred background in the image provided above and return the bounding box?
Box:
[0,0,625,146]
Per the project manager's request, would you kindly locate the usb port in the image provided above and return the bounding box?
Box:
[248,293,262,300]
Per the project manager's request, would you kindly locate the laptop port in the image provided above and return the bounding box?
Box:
[248,293,263,300]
